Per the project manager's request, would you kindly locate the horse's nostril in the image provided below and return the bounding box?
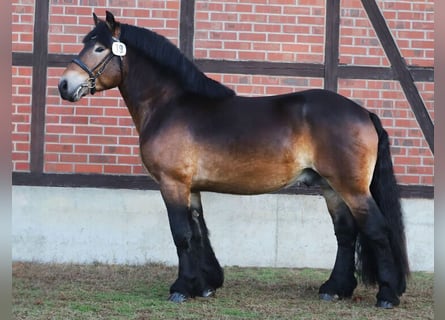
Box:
[59,79,68,93]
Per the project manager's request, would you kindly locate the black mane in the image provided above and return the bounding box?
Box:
[118,24,235,99]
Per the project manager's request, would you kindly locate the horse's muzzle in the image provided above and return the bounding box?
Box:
[58,77,89,102]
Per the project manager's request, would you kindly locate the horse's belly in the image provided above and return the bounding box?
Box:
[192,158,303,195]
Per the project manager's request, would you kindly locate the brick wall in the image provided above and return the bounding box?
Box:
[12,0,434,186]
[12,0,34,173]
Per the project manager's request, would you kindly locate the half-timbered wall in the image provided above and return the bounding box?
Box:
[12,0,434,197]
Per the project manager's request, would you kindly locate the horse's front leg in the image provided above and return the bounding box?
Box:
[190,192,224,296]
[160,179,207,302]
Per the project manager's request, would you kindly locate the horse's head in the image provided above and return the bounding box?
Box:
[58,11,125,102]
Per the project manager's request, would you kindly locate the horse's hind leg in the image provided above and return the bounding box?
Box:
[344,194,401,308]
[319,185,358,301]
[190,192,224,296]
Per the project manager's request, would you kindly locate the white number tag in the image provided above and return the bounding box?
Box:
[112,41,127,56]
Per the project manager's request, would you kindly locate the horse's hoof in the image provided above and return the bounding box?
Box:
[376,300,394,309]
[168,292,188,303]
[201,288,215,298]
[319,293,339,301]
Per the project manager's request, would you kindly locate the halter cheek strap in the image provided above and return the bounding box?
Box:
[72,57,95,78]
[72,57,97,94]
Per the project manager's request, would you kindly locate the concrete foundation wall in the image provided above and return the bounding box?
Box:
[12,186,434,271]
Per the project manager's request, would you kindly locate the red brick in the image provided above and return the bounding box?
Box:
[268,33,295,43]
[298,16,324,25]
[14,142,30,152]
[47,106,74,115]
[74,164,103,174]
[12,151,29,161]
[256,5,282,14]
[12,133,30,142]
[46,141,76,152]
[46,125,74,134]
[224,41,251,51]
[103,145,133,155]
[73,108,101,117]
[282,25,310,34]
[131,166,145,174]
[420,176,433,185]
[117,156,141,165]
[60,116,88,125]
[104,165,132,174]
[118,137,139,145]
[225,4,253,13]
[60,154,88,163]
[239,33,266,42]
[60,135,89,144]
[268,15,296,25]
[89,136,118,145]
[90,155,117,164]
[90,117,118,126]
[267,52,294,62]
[75,126,103,135]
[238,51,266,61]
[296,35,324,44]
[209,50,237,60]
[14,162,30,172]
[253,23,281,33]
[74,145,102,154]
[297,0,324,6]
[103,127,133,136]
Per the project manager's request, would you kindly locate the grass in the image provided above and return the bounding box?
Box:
[13,262,433,319]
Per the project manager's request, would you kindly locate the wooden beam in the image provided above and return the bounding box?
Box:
[30,0,50,173]
[12,172,159,190]
[196,59,325,78]
[339,65,434,82]
[47,53,76,67]
[12,172,434,199]
[14,53,434,83]
[12,52,33,66]
[361,0,434,154]
[324,0,340,91]
[408,67,434,82]
[30,53,433,82]
[179,0,195,60]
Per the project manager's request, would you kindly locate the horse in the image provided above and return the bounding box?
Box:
[58,11,409,308]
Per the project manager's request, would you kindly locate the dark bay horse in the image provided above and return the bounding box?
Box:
[58,11,409,308]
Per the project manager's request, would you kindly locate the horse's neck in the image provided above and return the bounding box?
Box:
[118,50,181,134]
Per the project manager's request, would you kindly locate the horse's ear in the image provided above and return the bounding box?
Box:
[105,11,116,31]
[93,12,99,26]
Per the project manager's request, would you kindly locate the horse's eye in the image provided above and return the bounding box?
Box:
[95,47,105,53]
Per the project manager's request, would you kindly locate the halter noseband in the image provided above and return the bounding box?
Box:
[71,38,123,95]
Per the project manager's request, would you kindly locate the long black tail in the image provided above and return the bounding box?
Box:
[356,112,410,295]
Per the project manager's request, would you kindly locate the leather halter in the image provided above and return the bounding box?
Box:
[71,39,122,95]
